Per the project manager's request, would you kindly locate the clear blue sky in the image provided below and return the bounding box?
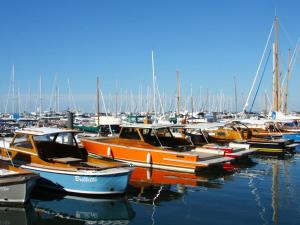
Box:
[1,0,300,112]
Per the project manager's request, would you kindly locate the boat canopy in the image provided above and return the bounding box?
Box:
[15,127,80,136]
[120,123,185,130]
[184,122,224,130]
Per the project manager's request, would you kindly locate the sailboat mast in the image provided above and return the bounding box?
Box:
[96,77,100,126]
[176,70,180,115]
[273,16,279,111]
[234,76,237,113]
[190,84,193,123]
[39,75,42,117]
[12,64,15,113]
[115,80,118,117]
[284,48,291,113]
[151,51,157,118]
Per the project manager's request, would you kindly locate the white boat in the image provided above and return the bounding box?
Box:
[0,161,39,204]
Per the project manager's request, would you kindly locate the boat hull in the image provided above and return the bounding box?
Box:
[82,139,233,173]
[0,173,38,204]
[21,165,131,195]
[282,133,300,143]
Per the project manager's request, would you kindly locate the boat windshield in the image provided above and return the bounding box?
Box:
[32,133,77,146]
[12,134,33,149]
[119,128,141,140]
[142,127,189,148]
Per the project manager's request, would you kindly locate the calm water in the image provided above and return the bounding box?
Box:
[1,150,300,225]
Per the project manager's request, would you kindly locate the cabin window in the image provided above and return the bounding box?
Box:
[156,128,173,138]
[12,134,33,149]
[54,133,76,146]
[119,128,141,140]
[33,134,51,142]
[217,132,226,137]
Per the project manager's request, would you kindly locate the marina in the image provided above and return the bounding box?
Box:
[1,1,300,224]
[0,152,299,225]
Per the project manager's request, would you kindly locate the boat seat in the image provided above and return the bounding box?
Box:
[51,157,83,163]
[35,142,87,161]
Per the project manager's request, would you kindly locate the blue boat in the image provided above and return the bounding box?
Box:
[281,133,300,143]
[0,127,133,195]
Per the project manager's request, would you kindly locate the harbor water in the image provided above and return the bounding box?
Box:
[1,149,300,225]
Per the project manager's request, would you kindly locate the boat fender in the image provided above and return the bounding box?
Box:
[107,147,113,158]
[146,152,152,164]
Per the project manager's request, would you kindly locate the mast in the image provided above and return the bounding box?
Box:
[273,16,279,112]
[264,90,268,115]
[151,51,157,118]
[190,84,193,123]
[283,48,291,113]
[115,80,118,117]
[12,64,15,113]
[17,88,21,114]
[176,70,180,115]
[96,77,100,126]
[234,76,238,113]
[39,75,42,117]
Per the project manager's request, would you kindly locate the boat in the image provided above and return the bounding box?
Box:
[175,124,256,159]
[81,124,234,174]
[204,122,297,155]
[0,161,39,204]
[0,127,132,195]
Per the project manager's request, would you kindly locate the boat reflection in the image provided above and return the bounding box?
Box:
[128,167,235,204]
[0,203,36,225]
[31,189,135,225]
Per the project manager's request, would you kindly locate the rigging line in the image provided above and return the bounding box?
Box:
[280,37,300,89]
[243,22,274,113]
[249,49,272,112]
[279,22,294,47]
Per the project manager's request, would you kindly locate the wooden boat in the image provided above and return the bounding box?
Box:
[176,124,256,159]
[0,161,39,204]
[81,124,234,174]
[248,121,300,143]
[0,127,132,195]
[204,122,297,154]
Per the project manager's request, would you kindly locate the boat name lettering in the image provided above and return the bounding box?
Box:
[75,176,97,183]
[76,211,99,219]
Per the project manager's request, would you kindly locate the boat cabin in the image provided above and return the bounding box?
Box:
[119,124,192,150]
[7,127,87,162]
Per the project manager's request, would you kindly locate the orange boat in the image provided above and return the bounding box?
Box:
[81,124,233,173]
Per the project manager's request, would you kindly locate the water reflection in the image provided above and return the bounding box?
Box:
[234,154,300,225]
[30,189,135,225]
[127,155,300,225]
[0,203,36,225]
[128,166,238,204]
